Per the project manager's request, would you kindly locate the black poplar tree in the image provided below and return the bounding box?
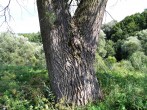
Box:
[0,0,108,106]
[37,0,108,105]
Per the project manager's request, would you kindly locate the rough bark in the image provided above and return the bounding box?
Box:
[37,0,108,106]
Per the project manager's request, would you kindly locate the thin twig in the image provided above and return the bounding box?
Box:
[0,0,13,32]
[105,9,116,21]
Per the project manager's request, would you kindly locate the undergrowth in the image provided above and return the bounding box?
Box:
[0,65,147,110]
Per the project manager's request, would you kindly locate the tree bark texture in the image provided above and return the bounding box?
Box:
[37,0,108,106]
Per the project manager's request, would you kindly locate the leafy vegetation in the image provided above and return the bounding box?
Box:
[0,59,147,110]
[102,11,147,60]
[0,66,54,110]
[19,32,42,43]
[0,33,45,67]
[0,10,147,109]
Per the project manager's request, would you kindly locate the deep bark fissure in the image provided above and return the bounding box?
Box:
[37,0,108,106]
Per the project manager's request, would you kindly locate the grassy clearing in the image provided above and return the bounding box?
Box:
[0,65,147,110]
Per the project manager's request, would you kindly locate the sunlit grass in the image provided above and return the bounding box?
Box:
[0,65,146,110]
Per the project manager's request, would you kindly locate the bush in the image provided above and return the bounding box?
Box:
[121,36,142,58]
[105,40,115,57]
[20,32,42,43]
[95,53,108,72]
[0,33,45,67]
[129,51,147,72]
[97,30,107,58]
[135,29,147,55]
[105,56,116,70]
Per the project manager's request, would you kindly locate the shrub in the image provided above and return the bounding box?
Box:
[105,40,115,57]
[135,29,147,55]
[95,53,108,72]
[121,36,142,59]
[129,51,147,72]
[105,56,116,70]
[97,30,107,58]
[20,32,42,43]
[0,33,45,67]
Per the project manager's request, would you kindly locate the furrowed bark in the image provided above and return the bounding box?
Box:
[37,0,108,106]
[75,0,108,51]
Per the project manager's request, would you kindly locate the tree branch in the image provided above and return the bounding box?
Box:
[0,0,14,31]
[74,0,108,44]
[105,9,116,21]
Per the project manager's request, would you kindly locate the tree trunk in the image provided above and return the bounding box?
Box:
[37,0,108,106]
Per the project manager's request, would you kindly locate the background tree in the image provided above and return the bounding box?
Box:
[121,36,142,59]
[104,11,147,61]
[102,20,117,39]
[129,51,147,72]
[37,0,108,105]
[135,29,147,55]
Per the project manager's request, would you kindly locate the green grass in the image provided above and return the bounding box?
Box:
[0,65,147,110]
[0,65,54,110]
[89,69,147,110]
